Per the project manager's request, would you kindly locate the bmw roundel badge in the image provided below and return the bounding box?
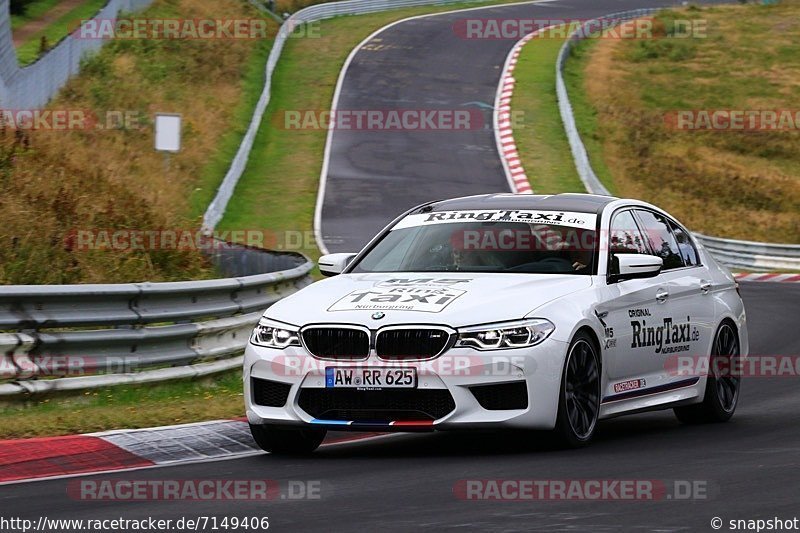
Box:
[371,311,385,320]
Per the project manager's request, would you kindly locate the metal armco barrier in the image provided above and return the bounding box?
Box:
[0,257,313,396]
[0,0,492,397]
[555,9,800,271]
[693,233,800,271]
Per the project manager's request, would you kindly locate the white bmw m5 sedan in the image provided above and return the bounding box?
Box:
[244,193,747,453]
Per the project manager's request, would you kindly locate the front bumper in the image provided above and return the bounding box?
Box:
[243,337,569,431]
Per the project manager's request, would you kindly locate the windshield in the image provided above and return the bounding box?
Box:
[350,209,597,274]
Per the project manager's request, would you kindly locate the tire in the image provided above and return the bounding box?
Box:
[674,321,740,424]
[249,424,326,455]
[553,331,601,448]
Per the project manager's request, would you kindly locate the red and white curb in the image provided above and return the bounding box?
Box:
[0,419,384,485]
[494,31,543,194]
[734,272,800,283]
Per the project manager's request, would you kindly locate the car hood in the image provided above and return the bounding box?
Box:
[265,272,592,328]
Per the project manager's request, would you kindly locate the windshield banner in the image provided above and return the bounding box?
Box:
[392,210,597,230]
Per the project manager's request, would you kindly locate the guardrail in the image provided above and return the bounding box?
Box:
[555,8,800,271]
[0,0,502,398]
[693,233,800,271]
[0,0,506,398]
[0,251,313,396]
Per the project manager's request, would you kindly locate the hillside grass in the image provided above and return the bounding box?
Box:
[273,0,335,15]
[0,0,277,284]
[564,3,800,242]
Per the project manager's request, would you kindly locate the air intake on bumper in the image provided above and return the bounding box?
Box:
[469,381,529,410]
[298,388,456,421]
[251,378,292,407]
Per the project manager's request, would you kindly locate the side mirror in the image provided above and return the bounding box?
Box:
[609,254,663,282]
[318,253,357,277]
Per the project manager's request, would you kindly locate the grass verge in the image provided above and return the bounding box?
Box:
[0,372,244,439]
[0,0,277,284]
[510,31,583,193]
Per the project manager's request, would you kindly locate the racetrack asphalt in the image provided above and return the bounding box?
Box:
[318,0,729,253]
[2,1,796,531]
[1,283,797,532]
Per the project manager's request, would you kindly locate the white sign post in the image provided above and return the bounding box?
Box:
[155,113,181,176]
[155,113,181,152]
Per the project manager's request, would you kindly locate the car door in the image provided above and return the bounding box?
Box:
[598,208,672,395]
[633,210,715,379]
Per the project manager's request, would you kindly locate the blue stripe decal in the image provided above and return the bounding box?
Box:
[310,419,408,427]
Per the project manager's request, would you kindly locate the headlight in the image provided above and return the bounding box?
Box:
[250,317,301,349]
[455,319,555,350]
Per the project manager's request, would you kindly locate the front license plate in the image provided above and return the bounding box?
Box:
[325,367,417,389]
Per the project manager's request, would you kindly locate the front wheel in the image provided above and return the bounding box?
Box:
[249,424,326,455]
[674,321,740,424]
[553,332,601,448]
